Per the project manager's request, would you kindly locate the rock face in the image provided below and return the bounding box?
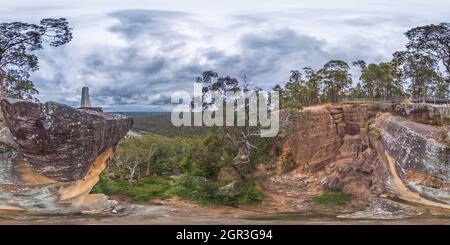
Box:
[1,98,133,182]
[278,104,372,172]
[343,105,369,135]
[280,107,343,172]
[377,115,450,205]
[266,104,383,211]
[0,98,132,213]
[266,103,450,213]
[394,103,450,125]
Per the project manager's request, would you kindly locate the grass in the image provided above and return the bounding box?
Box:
[361,122,369,133]
[441,116,450,126]
[92,175,172,202]
[168,175,264,206]
[313,190,351,205]
[368,128,382,139]
[92,174,264,206]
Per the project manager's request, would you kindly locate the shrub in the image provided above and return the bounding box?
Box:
[92,174,172,202]
[368,128,382,139]
[95,126,272,205]
[168,175,264,206]
[313,190,350,205]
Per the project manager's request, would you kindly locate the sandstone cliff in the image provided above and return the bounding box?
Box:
[0,99,132,213]
[264,102,449,215]
[374,114,449,207]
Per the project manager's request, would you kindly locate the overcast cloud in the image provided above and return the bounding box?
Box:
[1,0,449,110]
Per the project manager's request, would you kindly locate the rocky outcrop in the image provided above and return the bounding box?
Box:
[277,104,372,173]
[280,107,343,172]
[394,103,450,125]
[1,99,132,182]
[343,105,370,135]
[0,99,132,213]
[265,104,382,211]
[375,115,449,205]
[266,103,450,214]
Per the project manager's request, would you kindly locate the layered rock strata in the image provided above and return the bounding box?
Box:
[269,103,450,213]
[0,99,132,213]
[280,107,343,172]
[376,115,449,205]
[394,103,450,125]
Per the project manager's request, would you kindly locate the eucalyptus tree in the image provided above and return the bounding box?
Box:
[405,23,450,84]
[355,60,403,100]
[0,18,72,99]
[194,71,269,180]
[393,51,443,102]
[317,60,352,103]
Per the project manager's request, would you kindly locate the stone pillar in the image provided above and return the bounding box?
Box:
[80,87,92,108]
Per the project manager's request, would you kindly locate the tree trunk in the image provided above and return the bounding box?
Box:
[145,161,151,177]
[128,163,137,184]
[145,148,157,177]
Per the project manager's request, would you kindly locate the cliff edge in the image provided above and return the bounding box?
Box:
[263,102,449,217]
[0,98,132,213]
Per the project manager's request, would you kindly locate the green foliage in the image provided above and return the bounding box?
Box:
[361,122,368,131]
[356,61,405,99]
[368,128,382,139]
[393,51,443,101]
[443,117,450,125]
[132,113,209,137]
[405,23,450,81]
[189,132,236,179]
[110,134,193,181]
[92,174,172,202]
[94,129,268,206]
[438,131,448,141]
[168,175,264,206]
[4,77,39,101]
[318,60,353,103]
[93,172,264,205]
[277,60,353,108]
[281,152,296,173]
[278,68,320,109]
[313,190,351,205]
[275,23,450,105]
[0,18,72,99]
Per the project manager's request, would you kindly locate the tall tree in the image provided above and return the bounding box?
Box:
[355,61,404,100]
[318,60,352,102]
[302,67,321,105]
[349,82,365,98]
[0,18,72,99]
[282,70,305,108]
[195,71,267,180]
[405,23,450,83]
[393,51,443,102]
[376,62,403,99]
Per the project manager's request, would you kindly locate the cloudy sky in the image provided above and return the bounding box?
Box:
[1,0,449,111]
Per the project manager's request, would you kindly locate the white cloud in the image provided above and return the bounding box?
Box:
[1,0,449,110]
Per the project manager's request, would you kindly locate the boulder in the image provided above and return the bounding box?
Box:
[1,98,133,182]
[0,98,132,213]
[377,115,450,205]
[394,103,450,125]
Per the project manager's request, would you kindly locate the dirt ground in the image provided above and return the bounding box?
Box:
[1,197,449,225]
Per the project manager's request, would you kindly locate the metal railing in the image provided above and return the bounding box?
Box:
[340,96,449,105]
[410,96,449,104]
[339,97,405,103]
